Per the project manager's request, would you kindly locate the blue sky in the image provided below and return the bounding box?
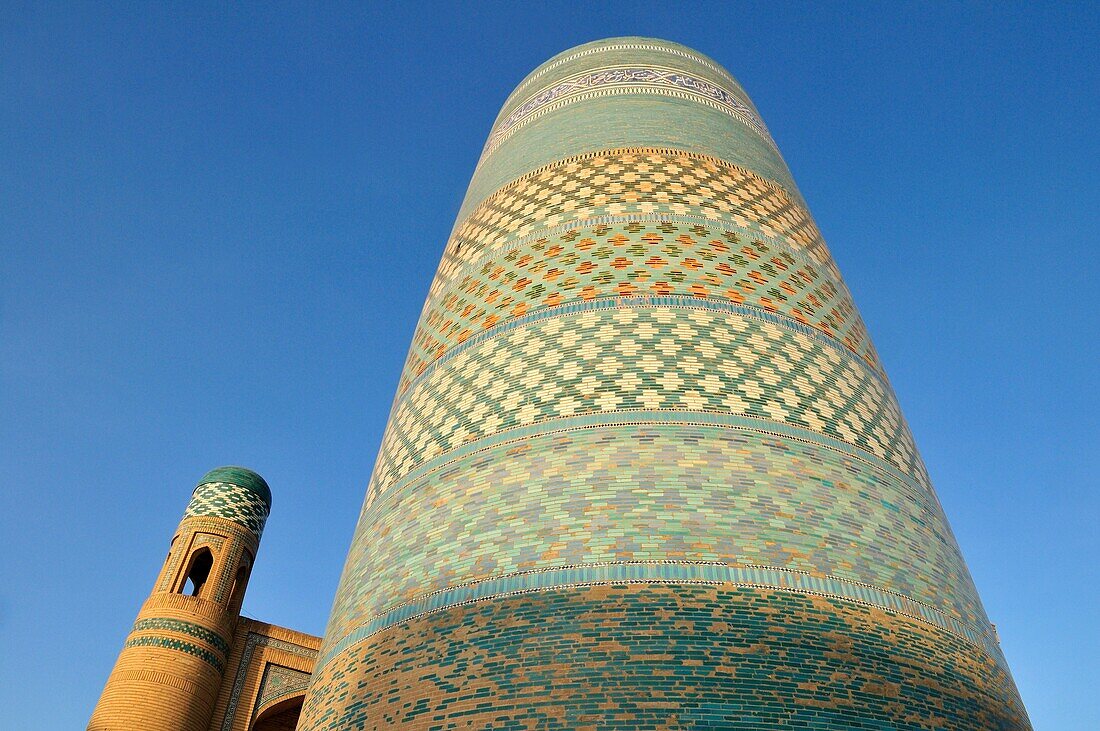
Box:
[2,2,1097,728]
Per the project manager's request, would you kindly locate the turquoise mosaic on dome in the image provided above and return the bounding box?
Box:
[197,466,271,506]
[184,466,271,539]
[299,37,1031,730]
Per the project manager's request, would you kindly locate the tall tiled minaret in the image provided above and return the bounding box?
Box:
[299,38,1030,729]
[89,467,270,731]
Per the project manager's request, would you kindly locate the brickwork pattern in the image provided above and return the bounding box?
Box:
[89,473,265,731]
[371,306,919,503]
[210,619,320,731]
[90,653,224,731]
[89,591,235,731]
[185,480,271,540]
[328,424,984,652]
[299,37,1030,729]
[304,584,1029,730]
[402,218,878,398]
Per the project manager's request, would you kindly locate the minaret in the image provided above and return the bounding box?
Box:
[299,38,1030,729]
[89,467,271,731]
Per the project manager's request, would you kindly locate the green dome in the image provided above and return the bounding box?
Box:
[197,466,271,508]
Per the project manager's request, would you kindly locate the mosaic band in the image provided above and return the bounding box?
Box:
[402,218,878,397]
[485,67,777,157]
[123,635,225,672]
[298,37,1030,730]
[131,617,232,654]
[320,561,998,666]
[184,480,271,540]
[303,585,1027,729]
[502,42,748,110]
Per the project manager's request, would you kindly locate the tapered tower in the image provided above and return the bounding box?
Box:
[89,467,271,731]
[299,38,1030,729]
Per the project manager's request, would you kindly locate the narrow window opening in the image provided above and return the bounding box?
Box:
[179,547,214,597]
[164,536,178,567]
[229,552,253,610]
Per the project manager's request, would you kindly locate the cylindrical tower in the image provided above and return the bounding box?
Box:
[300,38,1030,729]
[89,467,270,731]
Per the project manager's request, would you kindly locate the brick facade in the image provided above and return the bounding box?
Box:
[91,36,1031,731]
[89,469,320,731]
[298,37,1032,729]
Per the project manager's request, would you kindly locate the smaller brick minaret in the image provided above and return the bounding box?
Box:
[89,467,271,731]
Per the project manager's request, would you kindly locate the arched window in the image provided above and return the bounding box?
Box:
[229,551,253,610]
[178,547,214,597]
[160,536,178,580]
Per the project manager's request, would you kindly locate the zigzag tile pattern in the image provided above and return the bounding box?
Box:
[122,635,224,672]
[131,617,231,655]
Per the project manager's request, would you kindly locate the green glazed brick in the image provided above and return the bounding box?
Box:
[131,617,231,655]
[122,635,225,672]
[304,585,1028,730]
[327,424,984,651]
[298,36,1030,730]
[184,480,270,539]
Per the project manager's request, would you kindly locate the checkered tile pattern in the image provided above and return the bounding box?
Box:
[300,38,1030,731]
[442,151,831,280]
[401,220,878,395]
[184,481,270,540]
[369,306,920,503]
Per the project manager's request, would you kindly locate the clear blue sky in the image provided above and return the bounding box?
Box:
[2,3,1096,728]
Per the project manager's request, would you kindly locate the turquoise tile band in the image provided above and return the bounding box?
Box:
[298,36,1030,731]
[318,560,1001,671]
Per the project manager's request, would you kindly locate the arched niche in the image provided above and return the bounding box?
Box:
[177,546,214,597]
[250,693,304,731]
